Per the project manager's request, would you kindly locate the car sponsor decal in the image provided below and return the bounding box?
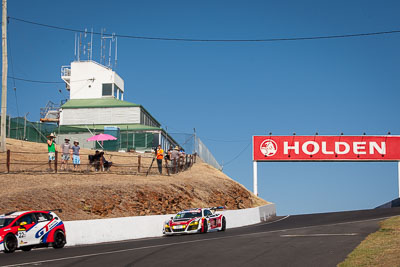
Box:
[35,219,59,239]
[42,221,63,243]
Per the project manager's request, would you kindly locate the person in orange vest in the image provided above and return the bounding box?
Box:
[156,145,164,174]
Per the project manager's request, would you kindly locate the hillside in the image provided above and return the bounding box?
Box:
[0,139,268,221]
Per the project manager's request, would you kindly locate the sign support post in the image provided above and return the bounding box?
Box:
[398,161,400,198]
[253,161,258,196]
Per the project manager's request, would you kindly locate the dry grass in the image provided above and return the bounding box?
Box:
[338,216,400,267]
[0,138,268,221]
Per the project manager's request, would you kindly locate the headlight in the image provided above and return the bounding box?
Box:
[189,221,199,226]
[164,224,170,228]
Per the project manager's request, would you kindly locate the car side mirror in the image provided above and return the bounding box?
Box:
[170,217,173,220]
[19,221,27,226]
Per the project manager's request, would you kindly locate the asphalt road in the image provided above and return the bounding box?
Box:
[1,207,399,267]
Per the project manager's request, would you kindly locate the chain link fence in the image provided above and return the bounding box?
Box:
[1,115,57,143]
[169,133,222,171]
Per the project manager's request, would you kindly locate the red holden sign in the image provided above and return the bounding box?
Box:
[253,136,400,161]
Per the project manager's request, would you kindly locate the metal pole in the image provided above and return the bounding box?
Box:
[193,128,196,154]
[1,0,8,152]
[398,161,400,198]
[253,161,258,196]
[23,114,26,140]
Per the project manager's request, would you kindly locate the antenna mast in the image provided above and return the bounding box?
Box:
[90,28,93,60]
[74,33,77,60]
[114,36,118,70]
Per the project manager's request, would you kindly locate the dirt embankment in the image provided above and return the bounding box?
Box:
[0,139,268,221]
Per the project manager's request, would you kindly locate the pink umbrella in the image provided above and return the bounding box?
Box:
[87,133,117,146]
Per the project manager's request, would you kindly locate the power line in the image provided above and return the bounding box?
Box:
[9,16,400,43]
[223,140,252,167]
[201,137,248,143]
[7,76,64,84]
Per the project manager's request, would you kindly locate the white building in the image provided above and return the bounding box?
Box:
[61,60,124,100]
[56,60,176,151]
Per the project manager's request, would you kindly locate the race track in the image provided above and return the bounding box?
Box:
[1,207,399,267]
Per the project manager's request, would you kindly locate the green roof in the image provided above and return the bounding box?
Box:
[61,98,140,109]
[58,124,161,133]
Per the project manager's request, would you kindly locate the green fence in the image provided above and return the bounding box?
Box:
[2,116,58,143]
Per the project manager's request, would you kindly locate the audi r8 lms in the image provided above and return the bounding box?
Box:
[163,207,226,235]
[0,210,66,253]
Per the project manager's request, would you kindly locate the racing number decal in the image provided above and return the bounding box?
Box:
[18,231,26,238]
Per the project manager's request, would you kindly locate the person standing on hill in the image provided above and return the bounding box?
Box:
[156,145,164,174]
[72,140,81,171]
[47,133,56,171]
[60,138,73,171]
[170,146,180,173]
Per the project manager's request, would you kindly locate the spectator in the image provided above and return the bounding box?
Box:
[179,147,186,169]
[170,146,180,173]
[72,140,81,171]
[47,133,56,171]
[60,138,73,171]
[91,150,101,171]
[165,146,172,161]
[99,151,112,171]
[156,145,164,174]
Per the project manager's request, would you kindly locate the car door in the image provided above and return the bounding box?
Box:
[204,209,216,229]
[33,212,56,242]
[14,213,38,246]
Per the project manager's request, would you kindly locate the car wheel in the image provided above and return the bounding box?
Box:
[3,234,17,253]
[219,217,226,231]
[201,220,208,234]
[21,245,33,252]
[52,230,66,249]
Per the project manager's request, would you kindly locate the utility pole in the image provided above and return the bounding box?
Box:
[1,0,7,152]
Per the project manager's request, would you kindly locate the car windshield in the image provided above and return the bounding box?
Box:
[174,211,202,219]
[0,218,14,228]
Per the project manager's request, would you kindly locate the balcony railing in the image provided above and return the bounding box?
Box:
[61,66,71,77]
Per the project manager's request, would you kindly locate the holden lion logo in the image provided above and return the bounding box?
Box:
[260,139,278,157]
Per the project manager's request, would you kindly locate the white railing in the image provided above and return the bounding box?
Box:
[61,65,71,77]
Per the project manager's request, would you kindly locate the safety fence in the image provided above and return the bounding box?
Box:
[1,115,57,143]
[169,133,222,171]
[0,150,196,176]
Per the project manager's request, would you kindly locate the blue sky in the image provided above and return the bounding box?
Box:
[3,0,400,215]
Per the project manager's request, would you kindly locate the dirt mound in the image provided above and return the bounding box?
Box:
[0,139,268,221]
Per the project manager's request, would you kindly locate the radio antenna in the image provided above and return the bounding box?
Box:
[74,33,77,60]
[90,28,93,60]
[114,36,118,70]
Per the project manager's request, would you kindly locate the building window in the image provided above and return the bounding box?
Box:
[102,83,112,96]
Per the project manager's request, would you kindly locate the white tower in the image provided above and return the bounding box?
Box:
[61,61,124,100]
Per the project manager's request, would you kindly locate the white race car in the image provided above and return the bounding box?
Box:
[163,207,226,235]
[0,210,66,253]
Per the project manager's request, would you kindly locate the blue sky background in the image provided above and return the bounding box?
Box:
[2,0,400,215]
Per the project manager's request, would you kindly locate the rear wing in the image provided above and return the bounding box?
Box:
[46,209,63,213]
[209,206,225,213]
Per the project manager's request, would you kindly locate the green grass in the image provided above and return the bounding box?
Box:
[338,216,400,267]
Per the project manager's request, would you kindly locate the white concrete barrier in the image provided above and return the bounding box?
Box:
[64,203,275,246]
